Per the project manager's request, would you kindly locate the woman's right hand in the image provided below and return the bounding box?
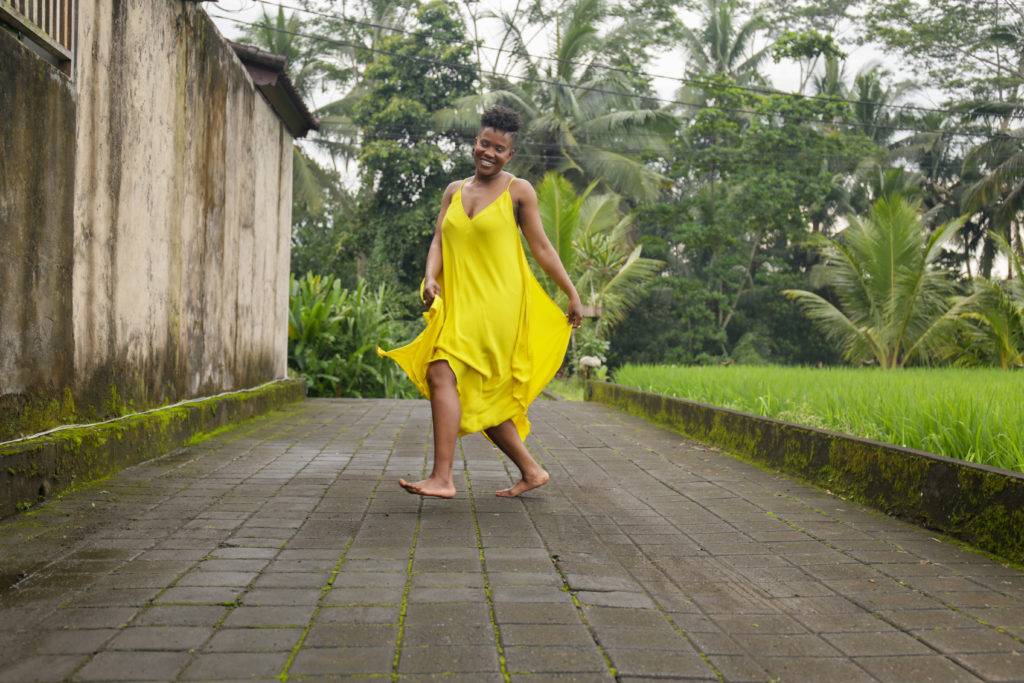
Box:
[422,278,441,308]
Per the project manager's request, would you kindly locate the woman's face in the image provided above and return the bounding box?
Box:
[473,127,515,176]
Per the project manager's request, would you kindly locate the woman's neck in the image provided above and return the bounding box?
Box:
[472,170,507,186]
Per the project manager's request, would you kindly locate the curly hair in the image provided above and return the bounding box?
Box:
[480,105,521,144]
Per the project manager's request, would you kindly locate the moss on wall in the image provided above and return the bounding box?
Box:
[0,379,306,519]
[587,381,1024,564]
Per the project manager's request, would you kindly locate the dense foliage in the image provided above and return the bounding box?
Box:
[288,273,415,398]
[228,0,1021,383]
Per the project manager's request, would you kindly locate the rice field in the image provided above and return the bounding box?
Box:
[612,364,1024,473]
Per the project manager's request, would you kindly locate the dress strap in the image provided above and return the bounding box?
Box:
[505,176,519,227]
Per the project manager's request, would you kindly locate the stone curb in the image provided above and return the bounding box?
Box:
[586,381,1024,564]
[0,379,306,519]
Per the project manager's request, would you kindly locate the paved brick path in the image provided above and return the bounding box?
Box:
[0,399,1022,682]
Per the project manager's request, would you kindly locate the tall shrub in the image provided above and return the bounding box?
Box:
[288,273,415,397]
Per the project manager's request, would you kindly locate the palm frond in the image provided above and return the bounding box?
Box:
[992,233,1024,280]
[535,173,582,277]
[577,193,621,237]
[577,109,678,142]
[678,25,710,73]
[596,246,665,332]
[782,289,884,365]
[489,10,540,79]
[963,140,1024,218]
[293,147,325,213]
[575,146,668,202]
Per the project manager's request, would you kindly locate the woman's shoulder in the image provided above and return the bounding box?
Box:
[509,176,540,205]
[508,176,537,202]
[442,178,466,200]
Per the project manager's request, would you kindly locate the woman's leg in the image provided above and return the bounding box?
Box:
[484,420,550,497]
[399,360,459,498]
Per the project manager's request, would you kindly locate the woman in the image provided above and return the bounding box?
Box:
[379,105,583,498]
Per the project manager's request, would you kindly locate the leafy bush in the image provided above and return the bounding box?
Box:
[288,273,416,398]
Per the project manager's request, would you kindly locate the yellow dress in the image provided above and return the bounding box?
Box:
[378,178,571,441]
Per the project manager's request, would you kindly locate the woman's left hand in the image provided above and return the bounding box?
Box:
[567,295,584,328]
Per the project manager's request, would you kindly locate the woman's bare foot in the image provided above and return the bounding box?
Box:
[398,477,456,498]
[495,469,549,497]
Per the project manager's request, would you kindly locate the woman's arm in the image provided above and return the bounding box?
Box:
[513,179,584,327]
[423,181,460,308]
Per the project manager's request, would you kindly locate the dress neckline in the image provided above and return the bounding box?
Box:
[459,177,515,220]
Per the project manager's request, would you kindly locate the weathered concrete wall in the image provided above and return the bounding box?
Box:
[71,1,291,421]
[2,2,295,442]
[0,30,77,438]
[587,381,1024,564]
[2,2,292,441]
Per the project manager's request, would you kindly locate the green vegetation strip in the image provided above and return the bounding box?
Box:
[614,365,1024,472]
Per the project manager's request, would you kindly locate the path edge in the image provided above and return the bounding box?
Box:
[0,378,306,519]
[586,381,1024,565]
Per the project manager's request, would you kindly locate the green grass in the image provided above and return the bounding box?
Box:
[545,376,585,401]
[612,364,1024,473]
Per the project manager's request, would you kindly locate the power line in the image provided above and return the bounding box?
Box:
[211,13,1006,141]
[309,133,963,180]
[311,122,936,163]
[214,0,1015,121]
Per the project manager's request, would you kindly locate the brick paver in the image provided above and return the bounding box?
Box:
[1,398,1022,681]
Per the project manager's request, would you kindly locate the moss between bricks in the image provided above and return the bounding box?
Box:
[586,381,1024,565]
[0,380,306,519]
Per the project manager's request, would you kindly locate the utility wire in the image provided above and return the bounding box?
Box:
[211,13,1006,140]
[311,114,968,142]
[215,0,1018,121]
[311,124,931,164]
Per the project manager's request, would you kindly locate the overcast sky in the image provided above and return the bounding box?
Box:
[205,0,918,112]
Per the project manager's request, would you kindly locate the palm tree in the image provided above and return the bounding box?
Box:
[239,2,420,209]
[239,6,325,98]
[302,0,420,171]
[842,163,926,219]
[962,115,1024,267]
[676,0,770,105]
[889,110,990,275]
[782,196,964,368]
[812,55,845,99]
[959,20,1024,274]
[812,62,917,147]
[533,173,664,337]
[944,236,1024,368]
[435,0,676,202]
[847,66,917,147]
